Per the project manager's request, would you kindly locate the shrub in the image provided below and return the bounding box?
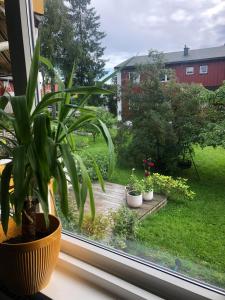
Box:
[81,153,109,181]
[152,173,195,201]
[81,213,111,241]
[110,206,140,244]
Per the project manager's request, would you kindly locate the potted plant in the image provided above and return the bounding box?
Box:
[142,158,155,200]
[142,176,154,201]
[126,172,143,208]
[0,39,114,296]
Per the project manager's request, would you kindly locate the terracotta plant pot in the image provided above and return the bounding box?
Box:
[0,213,61,296]
[127,192,142,208]
[143,190,154,201]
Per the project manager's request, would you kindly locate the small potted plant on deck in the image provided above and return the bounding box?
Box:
[142,158,155,200]
[0,40,114,296]
[142,176,154,201]
[126,171,143,208]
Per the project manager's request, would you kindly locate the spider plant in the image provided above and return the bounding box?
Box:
[0,38,114,241]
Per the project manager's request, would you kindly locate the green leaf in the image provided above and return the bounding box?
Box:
[0,96,9,110]
[39,56,65,90]
[11,96,31,144]
[95,120,115,177]
[33,113,51,180]
[75,154,95,225]
[56,161,68,217]
[60,143,80,209]
[12,146,26,217]
[32,95,65,118]
[91,157,105,192]
[59,114,95,142]
[26,38,40,113]
[0,163,13,235]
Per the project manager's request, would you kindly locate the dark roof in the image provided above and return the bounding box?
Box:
[115,45,225,69]
[0,1,11,76]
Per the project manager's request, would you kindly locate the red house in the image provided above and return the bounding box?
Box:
[115,45,225,120]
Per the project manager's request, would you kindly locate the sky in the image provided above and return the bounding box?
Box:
[91,0,225,71]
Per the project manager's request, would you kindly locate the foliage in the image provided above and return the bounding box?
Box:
[141,176,154,192]
[81,213,111,240]
[40,0,106,86]
[116,51,209,173]
[110,206,140,249]
[85,107,117,142]
[66,0,106,85]
[0,40,114,237]
[152,173,195,201]
[127,171,143,195]
[81,153,109,181]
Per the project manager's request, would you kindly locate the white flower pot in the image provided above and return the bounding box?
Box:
[143,190,154,201]
[127,193,142,208]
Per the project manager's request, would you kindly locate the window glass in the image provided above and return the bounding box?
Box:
[38,0,225,294]
[200,65,208,74]
[186,66,194,75]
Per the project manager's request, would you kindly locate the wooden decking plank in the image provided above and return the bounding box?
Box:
[82,182,167,218]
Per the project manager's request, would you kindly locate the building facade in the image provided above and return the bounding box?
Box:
[115,45,225,120]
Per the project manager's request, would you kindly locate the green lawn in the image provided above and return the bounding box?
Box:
[78,135,225,288]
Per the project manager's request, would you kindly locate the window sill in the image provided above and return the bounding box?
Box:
[59,233,225,300]
[43,252,162,300]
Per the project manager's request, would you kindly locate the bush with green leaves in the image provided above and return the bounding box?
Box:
[81,153,109,181]
[81,213,111,241]
[152,173,195,201]
[110,206,140,249]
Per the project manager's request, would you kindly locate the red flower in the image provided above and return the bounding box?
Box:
[143,159,147,164]
[144,171,150,177]
[149,162,155,167]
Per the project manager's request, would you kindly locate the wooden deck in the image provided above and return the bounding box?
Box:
[85,182,167,219]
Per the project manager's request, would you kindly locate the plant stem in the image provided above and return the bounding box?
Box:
[22,197,38,242]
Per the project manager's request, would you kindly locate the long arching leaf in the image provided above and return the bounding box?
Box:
[11,96,31,144]
[0,162,13,235]
[75,154,95,224]
[26,38,40,113]
[60,144,80,209]
[94,120,115,177]
[56,161,68,217]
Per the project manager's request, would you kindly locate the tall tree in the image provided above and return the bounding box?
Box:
[39,0,76,88]
[68,0,106,85]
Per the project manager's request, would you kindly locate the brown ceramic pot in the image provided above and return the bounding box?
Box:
[0,213,61,296]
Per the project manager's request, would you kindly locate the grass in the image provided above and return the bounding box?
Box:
[77,135,225,289]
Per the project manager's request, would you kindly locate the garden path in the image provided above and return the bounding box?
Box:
[85,182,167,219]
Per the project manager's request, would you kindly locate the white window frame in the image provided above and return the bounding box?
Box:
[61,232,225,300]
[186,66,194,75]
[200,65,208,74]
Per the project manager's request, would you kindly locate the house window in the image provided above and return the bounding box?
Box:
[128,71,140,84]
[200,65,208,74]
[186,66,194,75]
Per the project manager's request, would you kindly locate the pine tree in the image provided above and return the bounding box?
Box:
[40,0,76,86]
[68,0,106,85]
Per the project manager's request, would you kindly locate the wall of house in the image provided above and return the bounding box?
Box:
[169,60,225,89]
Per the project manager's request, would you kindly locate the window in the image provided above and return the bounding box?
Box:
[200,65,208,74]
[128,71,140,84]
[186,66,194,75]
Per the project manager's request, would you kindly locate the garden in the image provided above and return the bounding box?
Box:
[59,52,225,289]
[62,134,225,289]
